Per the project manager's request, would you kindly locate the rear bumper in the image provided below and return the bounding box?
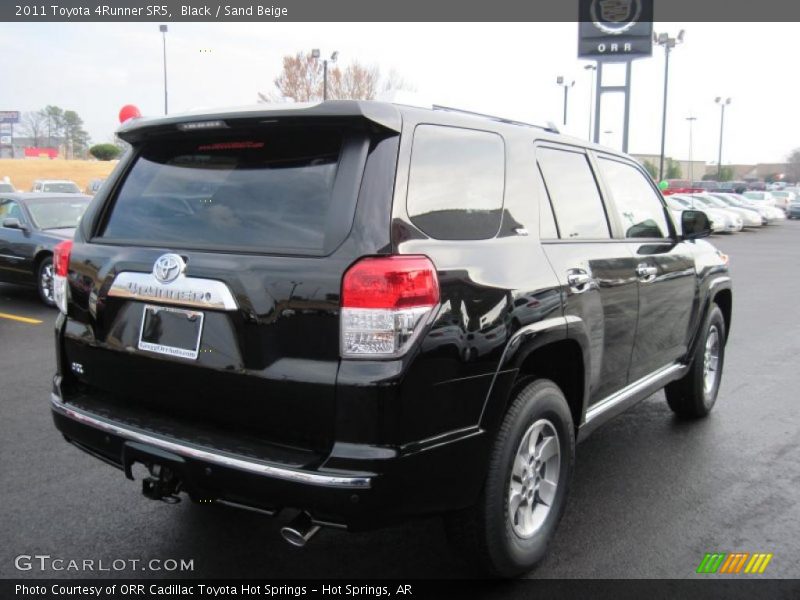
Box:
[50,380,488,531]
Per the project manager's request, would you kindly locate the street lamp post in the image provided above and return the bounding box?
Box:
[312,49,339,101]
[159,25,168,115]
[655,30,685,181]
[686,116,697,183]
[556,76,575,127]
[584,64,597,141]
[715,97,732,180]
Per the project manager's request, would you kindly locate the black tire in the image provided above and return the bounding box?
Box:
[665,304,726,418]
[445,379,575,577]
[36,255,56,307]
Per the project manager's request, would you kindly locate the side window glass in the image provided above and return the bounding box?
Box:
[598,157,670,239]
[407,125,505,240]
[537,147,610,239]
[536,166,558,239]
[1,200,21,223]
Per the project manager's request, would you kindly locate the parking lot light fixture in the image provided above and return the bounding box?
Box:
[312,49,339,101]
[686,116,697,182]
[584,64,597,140]
[556,76,575,126]
[159,25,168,115]
[655,30,685,181]
[716,97,732,180]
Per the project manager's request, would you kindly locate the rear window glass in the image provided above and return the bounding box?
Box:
[407,125,505,240]
[100,128,349,254]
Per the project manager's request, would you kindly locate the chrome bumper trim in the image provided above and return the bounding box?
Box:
[51,393,372,489]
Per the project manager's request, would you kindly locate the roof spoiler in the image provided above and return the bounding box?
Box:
[116,101,402,143]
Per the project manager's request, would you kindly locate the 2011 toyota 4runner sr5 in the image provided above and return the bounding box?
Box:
[50,101,731,577]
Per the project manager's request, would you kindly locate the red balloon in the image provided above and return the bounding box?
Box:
[118,104,142,123]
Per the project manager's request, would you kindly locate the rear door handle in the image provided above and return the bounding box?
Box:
[566,269,592,293]
[636,264,658,282]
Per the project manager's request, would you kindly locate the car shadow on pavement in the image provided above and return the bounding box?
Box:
[168,503,469,578]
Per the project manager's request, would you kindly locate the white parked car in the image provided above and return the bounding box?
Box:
[743,190,778,208]
[665,195,725,234]
[702,194,762,227]
[714,193,784,224]
[769,190,795,213]
[30,179,82,194]
[676,194,743,232]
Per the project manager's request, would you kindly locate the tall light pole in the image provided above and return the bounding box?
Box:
[584,64,597,141]
[159,25,168,115]
[655,29,685,181]
[686,116,697,182]
[715,97,732,180]
[556,76,575,127]
[312,49,339,101]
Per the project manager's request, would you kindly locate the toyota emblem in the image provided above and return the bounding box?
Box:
[153,254,185,284]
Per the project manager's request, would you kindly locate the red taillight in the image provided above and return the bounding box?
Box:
[342,255,439,309]
[340,255,439,357]
[54,240,73,277]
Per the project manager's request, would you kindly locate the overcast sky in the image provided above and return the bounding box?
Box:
[0,22,797,165]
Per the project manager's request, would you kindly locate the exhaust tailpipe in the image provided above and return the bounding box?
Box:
[280,512,321,547]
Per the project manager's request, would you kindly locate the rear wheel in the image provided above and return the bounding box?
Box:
[445,379,574,577]
[665,304,726,418]
[36,256,56,307]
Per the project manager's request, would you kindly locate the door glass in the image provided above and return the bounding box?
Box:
[0,200,21,224]
[537,147,610,239]
[598,157,670,239]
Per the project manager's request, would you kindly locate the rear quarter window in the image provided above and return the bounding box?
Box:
[406,125,505,240]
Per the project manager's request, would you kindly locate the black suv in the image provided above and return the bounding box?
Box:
[50,101,731,577]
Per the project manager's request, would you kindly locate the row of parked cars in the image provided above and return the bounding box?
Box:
[663,190,791,233]
[0,178,105,195]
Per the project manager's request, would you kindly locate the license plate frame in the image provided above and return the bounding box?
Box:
[138,304,204,360]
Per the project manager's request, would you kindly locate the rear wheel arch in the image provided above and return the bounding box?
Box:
[33,249,53,273]
[712,288,732,341]
[511,339,586,433]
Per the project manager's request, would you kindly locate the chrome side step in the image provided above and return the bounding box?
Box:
[579,363,686,440]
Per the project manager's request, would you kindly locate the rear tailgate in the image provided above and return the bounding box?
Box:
[60,112,399,457]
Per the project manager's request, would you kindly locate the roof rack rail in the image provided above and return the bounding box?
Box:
[431,104,560,134]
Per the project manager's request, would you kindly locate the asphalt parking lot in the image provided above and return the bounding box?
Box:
[1,223,799,580]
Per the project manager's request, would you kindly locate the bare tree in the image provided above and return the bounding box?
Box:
[328,62,380,100]
[260,52,412,103]
[268,52,325,102]
[18,110,47,146]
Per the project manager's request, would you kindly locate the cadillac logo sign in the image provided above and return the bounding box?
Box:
[591,0,642,35]
[579,0,653,61]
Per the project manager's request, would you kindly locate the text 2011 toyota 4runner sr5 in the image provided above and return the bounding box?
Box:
[50,101,731,576]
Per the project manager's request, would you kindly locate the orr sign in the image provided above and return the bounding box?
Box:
[578,0,653,61]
